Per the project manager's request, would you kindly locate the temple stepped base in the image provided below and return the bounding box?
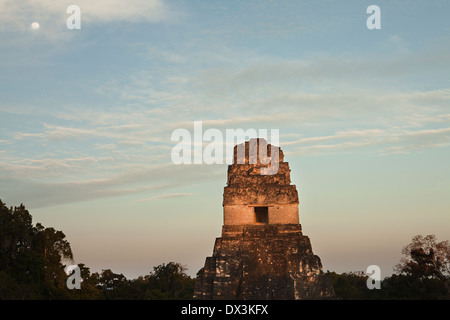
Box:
[194,224,335,300]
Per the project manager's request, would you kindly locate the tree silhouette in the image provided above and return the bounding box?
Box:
[0,200,73,299]
[395,234,450,296]
[145,262,195,299]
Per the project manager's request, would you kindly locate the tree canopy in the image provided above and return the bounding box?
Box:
[0,200,73,299]
[0,199,195,300]
[328,234,450,300]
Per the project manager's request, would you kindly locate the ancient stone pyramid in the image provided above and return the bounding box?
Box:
[193,138,335,299]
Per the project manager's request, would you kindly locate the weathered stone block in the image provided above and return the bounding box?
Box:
[194,139,335,300]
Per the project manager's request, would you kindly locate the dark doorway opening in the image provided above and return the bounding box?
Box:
[254,207,268,224]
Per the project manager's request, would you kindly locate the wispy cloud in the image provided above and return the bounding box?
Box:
[0,0,173,46]
[0,0,170,31]
[137,193,194,202]
[0,161,221,208]
[284,129,390,146]
[381,127,450,155]
[286,126,450,156]
[199,48,450,93]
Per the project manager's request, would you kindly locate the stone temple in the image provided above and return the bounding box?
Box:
[193,138,335,300]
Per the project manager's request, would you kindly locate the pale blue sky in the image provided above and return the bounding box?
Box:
[1,0,449,278]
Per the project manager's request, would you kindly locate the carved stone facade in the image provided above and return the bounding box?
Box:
[194,139,335,299]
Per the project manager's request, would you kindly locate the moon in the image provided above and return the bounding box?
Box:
[31,22,40,30]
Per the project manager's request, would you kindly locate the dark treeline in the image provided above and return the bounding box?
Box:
[0,200,194,300]
[327,271,450,300]
[1,200,449,300]
[329,234,450,300]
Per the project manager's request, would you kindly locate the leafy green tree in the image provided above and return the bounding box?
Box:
[98,269,130,299]
[1,200,197,300]
[33,224,74,299]
[327,235,450,300]
[66,264,103,300]
[0,201,34,267]
[381,274,448,300]
[0,200,46,298]
[0,200,76,299]
[326,271,383,300]
[145,262,195,299]
[395,235,449,279]
[394,234,450,298]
